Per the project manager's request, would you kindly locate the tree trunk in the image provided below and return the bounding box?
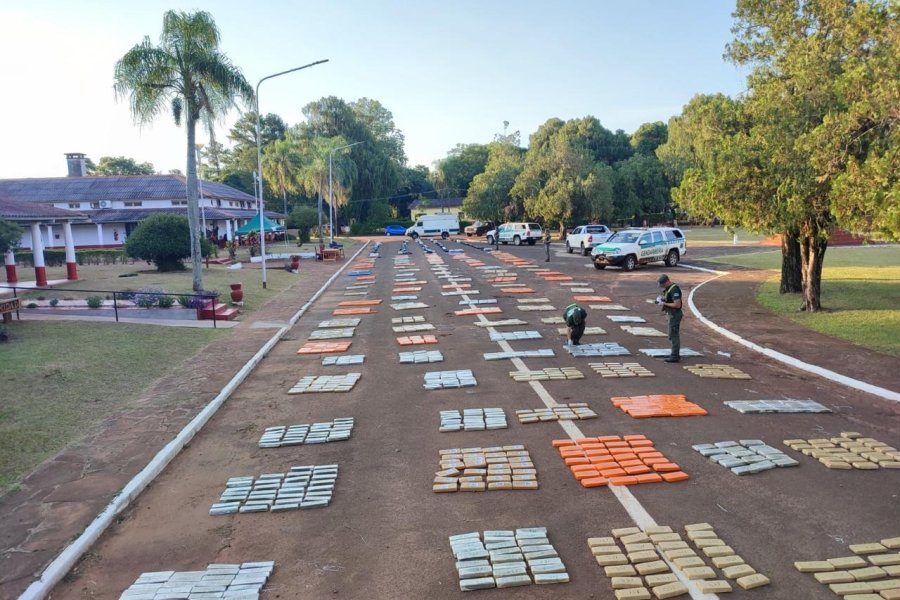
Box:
[558,223,566,240]
[798,225,828,312]
[779,228,802,293]
[185,114,203,292]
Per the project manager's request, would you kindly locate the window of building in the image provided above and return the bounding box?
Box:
[90,202,101,209]
[68,203,81,209]
[171,200,187,206]
[124,201,143,207]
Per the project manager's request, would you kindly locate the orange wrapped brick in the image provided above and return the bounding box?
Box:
[333,307,375,315]
[661,471,689,483]
[581,476,609,488]
[597,436,623,442]
[552,439,576,448]
[636,473,663,484]
[652,463,681,473]
[609,476,638,486]
[565,457,591,466]
[625,465,652,475]
[573,470,601,481]
[600,467,627,478]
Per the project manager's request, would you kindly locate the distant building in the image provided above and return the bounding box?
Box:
[409,197,466,220]
[0,153,284,251]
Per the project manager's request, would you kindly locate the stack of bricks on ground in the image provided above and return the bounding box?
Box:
[693,440,799,475]
[118,562,274,600]
[589,522,770,599]
[555,435,687,487]
[794,535,900,598]
[449,528,569,591]
[784,432,900,469]
[433,446,537,492]
[258,418,354,448]
[611,394,708,418]
[209,465,338,515]
[440,409,508,432]
[516,404,597,423]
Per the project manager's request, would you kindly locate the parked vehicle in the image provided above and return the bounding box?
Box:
[465,220,494,237]
[405,214,460,239]
[383,224,406,236]
[590,227,686,271]
[485,222,543,246]
[565,224,613,256]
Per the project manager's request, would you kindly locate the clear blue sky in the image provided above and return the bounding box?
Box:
[0,0,748,178]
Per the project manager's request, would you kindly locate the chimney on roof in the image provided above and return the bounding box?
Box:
[65,153,87,177]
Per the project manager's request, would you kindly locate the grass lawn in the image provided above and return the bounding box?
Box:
[0,321,224,496]
[680,227,770,247]
[705,246,900,356]
[19,237,358,314]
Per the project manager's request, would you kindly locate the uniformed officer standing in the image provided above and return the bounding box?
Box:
[656,274,683,362]
[543,229,552,262]
[564,302,588,346]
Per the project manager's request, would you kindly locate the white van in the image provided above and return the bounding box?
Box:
[406,214,460,239]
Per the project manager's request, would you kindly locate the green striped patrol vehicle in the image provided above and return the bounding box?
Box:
[590,227,686,271]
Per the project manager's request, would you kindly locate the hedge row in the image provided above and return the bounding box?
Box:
[12,249,133,267]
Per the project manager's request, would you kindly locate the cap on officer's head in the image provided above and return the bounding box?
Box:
[657,274,670,286]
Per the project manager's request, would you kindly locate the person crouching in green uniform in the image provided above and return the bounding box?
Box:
[656,274,683,362]
[564,302,588,346]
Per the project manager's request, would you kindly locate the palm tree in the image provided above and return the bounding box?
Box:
[114,10,253,291]
[263,135,302,219]
[295,136,358,236]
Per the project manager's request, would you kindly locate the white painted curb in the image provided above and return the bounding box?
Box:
[682,264,900,403]
[18,242,370,600]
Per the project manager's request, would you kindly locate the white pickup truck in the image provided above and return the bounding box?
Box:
[565,224,613,256]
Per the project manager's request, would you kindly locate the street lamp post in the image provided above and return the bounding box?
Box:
[329,141,363,245]
[255,59,328,287]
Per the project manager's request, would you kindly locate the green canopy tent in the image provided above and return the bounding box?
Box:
[235,215,284,236]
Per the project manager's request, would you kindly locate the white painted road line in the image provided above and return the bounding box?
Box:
[461,276,720,600]
[681,264,900,402]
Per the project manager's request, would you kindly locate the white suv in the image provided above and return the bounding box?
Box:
[590,227,686,271]
[485,222,543,246]
[566,224,613,256]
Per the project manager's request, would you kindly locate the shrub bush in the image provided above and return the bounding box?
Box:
[49,298,59,307]
[289,206,319,243]
[86,296,103,309]
[133,287,165,308]
[125,214,191,271]
[26,302,37,309]
[0,325,8,343]
[157,295,175,308]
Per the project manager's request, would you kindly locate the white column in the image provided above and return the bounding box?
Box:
[46,225,55,248]
[96,223,104,246]
[225,219,233,241]
[31,223,48,286]
[63,221,77,280]
[4,249,17,283]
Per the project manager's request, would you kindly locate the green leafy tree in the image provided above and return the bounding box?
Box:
[288,205,319,243]
[263,135,302,215]
[464,143,525,227]
[299,96,404,224]
[0,219,25,254]
[125,214,191,271]
[630,122,668,156]
[394,165,435,218]
[223,111,287,173]
[432,143,490,199]
[87,156,156,175]
[725,0,898,310]
[613,154,670,224]
[114,9,253,291]
[293,135,358,233]
[512,117,618,232]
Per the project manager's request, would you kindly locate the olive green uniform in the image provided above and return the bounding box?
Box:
[662,283,683,359]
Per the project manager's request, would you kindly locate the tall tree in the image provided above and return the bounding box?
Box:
[114,10,253,291]
[88,156,155,176]
[0,219,24,254]
[464,143,525,226]
[263,136,302,215]
[724,0,898,310]
[299,96,404,224]
[432,143,490,199]
[224,111,287,173]
[631,122,668,156]
[512,117,618,232]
